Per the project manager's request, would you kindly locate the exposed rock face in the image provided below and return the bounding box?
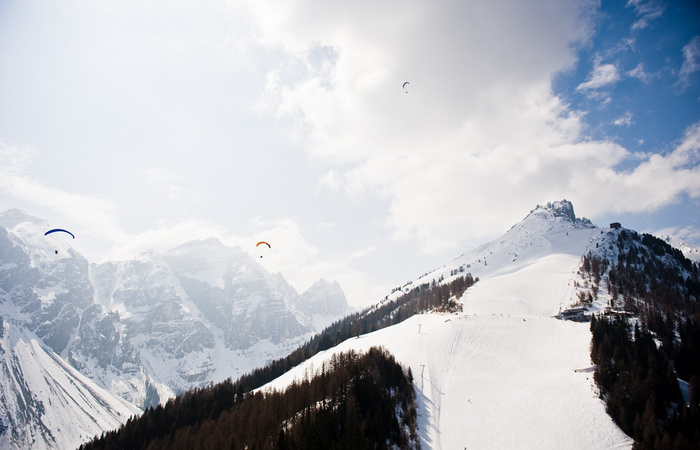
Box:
[542,200,594,228]
[0,209,351,448]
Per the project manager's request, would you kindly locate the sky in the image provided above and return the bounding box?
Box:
[1,0,699,307]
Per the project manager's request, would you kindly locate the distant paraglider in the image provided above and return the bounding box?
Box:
[402,81,409,93]
[45,228,74,254]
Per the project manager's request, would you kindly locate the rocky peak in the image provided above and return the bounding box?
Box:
[528,200,594,228]
[297,279,350,317]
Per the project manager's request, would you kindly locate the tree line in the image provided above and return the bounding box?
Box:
[80,273,474,449]
[581,231,700,448]
[80,347,419,450]
[230,274,474,395]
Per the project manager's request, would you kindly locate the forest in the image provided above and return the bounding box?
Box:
[229,273,474,395]
[80,347,419,450]
[581,231,700,449]
[80,273,473,449]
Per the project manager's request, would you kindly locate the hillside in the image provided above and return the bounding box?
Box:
[81,200,650,449]
[263,205,633,449]
[0,322,140,449]
[7,200,699,448]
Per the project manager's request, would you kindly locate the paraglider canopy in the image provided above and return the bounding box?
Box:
[402,81,409,92]
[256,241,270,258]
[45,229,75,239]
[45,228,74,255]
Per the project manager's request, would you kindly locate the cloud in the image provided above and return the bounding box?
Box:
[107,219,230,261]
[613,112,634,127]
[242,217,388,305]
[627,63,652,83]
[654,225,700,243]
[576,121,700,215]
[0,143,124,240]
[0,142,379,303]
[140,167,194,201]
[576,60,621,91]
[230,0,697,255]
[626,0,665,31]
[237,0,700,257]
[316,169,342,193]
[4,0,698,306]
[679,36,700,88]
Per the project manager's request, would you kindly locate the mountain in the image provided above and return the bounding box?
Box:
[0,321,140,450]
[656,233,700,262]
[84,199,671,449]
[5,201,698,449]
[0,209,351,449]
[261,199,636,448]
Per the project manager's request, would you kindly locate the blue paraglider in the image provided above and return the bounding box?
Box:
[45,229,75,239]
[45,229,75,254]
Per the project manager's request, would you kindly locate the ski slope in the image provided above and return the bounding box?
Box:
[262,221,633,448]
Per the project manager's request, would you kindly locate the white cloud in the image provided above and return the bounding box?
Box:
[231,0,700,255]
[3,0,699,305]
[316,169,342,193]
[242,217,388,305]
[107,219,230,261]
[613,112,634,127]
[576,60,621,91]
[679,36,700,88]
[140,167,194,201]
[0,143,124,241]
[655,225,700,243]
[574,121,700,215]
[627,63,652,83]
[626,0,665,30]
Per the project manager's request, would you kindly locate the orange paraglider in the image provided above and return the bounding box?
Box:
[256,241,271,258]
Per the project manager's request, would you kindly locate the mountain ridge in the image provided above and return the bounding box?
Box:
[0,209,351,449]
[87,199,652,449]
[2,202,698,448]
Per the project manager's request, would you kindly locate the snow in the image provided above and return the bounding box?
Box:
[0,323,141,450]
[657,234,700,262]
[261,211,633,449]
[678,379,690,406]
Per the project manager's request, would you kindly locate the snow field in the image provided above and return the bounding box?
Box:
[262,242,633,448]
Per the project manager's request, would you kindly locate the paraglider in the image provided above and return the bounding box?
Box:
[256,241,271,258]
[45,229,74,254]
[402,81,409,93]
[44,229,75,239]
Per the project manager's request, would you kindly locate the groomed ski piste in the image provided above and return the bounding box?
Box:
[262,211,634,449]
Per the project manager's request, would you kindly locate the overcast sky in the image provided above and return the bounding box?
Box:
[1,0,699,307]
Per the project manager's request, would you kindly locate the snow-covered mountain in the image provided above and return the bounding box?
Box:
[3,200,697,449]
[262,200,637,448]
[656,233,700,262]
[0,320,140,450]
[0,209,351,449]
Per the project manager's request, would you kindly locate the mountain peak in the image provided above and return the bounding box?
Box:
[297,278,351,317]
[527,200,594,228]
[0,208,49,229]
[546,200,576,222]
